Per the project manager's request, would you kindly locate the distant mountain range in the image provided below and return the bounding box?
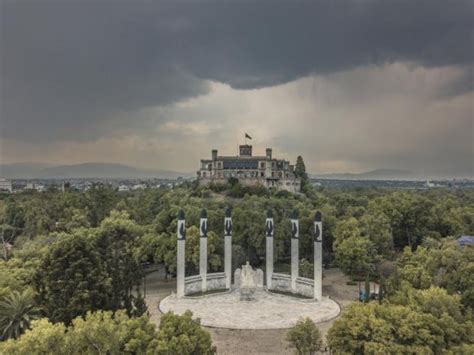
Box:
[0,164,460,181]
[0,163,192,179]
[311,169,417,180]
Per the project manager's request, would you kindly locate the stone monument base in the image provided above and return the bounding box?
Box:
[239,287,256,301]
[159,289,340,329]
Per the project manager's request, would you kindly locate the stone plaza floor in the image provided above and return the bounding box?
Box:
[159,289,340,329]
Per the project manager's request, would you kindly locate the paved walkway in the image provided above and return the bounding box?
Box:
[160,289,340,329]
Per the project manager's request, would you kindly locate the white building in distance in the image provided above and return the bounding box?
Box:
[0,179,13,193]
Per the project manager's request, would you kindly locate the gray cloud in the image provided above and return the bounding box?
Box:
[1,0,472,143]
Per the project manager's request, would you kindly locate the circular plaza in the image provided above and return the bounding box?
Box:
[159,289,340,330]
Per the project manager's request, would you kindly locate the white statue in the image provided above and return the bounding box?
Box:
[240,261,256,300]
[241,261,257,288]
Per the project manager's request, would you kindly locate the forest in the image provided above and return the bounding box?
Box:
[1,179,473,353]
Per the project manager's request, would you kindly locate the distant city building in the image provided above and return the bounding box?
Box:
[197,145,301,192]
[0,179,13,193]
[25,182,46,192]
[132,184,147,190]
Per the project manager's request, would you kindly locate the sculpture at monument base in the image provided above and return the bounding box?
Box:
[240,261,257,301]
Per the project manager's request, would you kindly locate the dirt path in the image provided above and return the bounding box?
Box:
[145,267,358,354]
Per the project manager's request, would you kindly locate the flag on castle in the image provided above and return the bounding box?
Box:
[245,133,252,140]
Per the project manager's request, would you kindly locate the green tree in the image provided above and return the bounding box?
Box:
[335,236,375,280]
[34,211,146,325]
[154,233,177,277]
[95,210,145,315]
[0,310,158,354]
[299,259,313,279]
[184,226,222,275]
[360,212,393,257]
[295,156,309,190]
[85,185,120,227]
[57,207,90,232]
[327,296,474,354]
[153,311,215,354]
[34,232,109,324]
[0,289,41,340]
[66,310,157,354]
[387,239,474,310]
[333,217,361,248]
[286,317,322,355]
[0,319,66,354]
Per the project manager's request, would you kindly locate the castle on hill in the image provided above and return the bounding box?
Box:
[197,145,301,192]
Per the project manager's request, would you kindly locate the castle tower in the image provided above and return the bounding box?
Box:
[266,148,272,160]
[239,144,252,156]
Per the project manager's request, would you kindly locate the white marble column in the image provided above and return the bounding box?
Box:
[290,210,299,291]
[224,208,232,289]
[265,209,274,289]
[200,209,208,293]
[314,211,323,301]
[177,210,186,298]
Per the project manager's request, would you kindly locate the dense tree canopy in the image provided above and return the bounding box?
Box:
[327,287,474,354]
[286,317,322,355]
[33,211,146,325]
[0,289,40,341]
[1,182,473,352]
[0,310,214,354]
[154,311,215,354]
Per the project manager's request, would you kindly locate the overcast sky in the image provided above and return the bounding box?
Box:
[0,0,472,177]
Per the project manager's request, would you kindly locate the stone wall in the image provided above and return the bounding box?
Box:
[184,275,202,295]
[206,272,227,291]
[295,277,315,298]
[270,273,314,298]
[270,273,292,292]
[184,272,227,295]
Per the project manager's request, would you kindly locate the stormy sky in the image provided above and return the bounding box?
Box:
[0,0,473,177]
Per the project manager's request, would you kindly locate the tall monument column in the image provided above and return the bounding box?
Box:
[265,209,274,289]
[290,209,299,291]
[177,210,186,297]
[200,209,208,293]
[314,211,323,300]
[224,208,232,289]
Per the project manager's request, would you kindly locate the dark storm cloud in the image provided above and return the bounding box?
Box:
[1,0,472,142]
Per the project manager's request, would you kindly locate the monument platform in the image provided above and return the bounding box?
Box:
[159,289,340,329]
